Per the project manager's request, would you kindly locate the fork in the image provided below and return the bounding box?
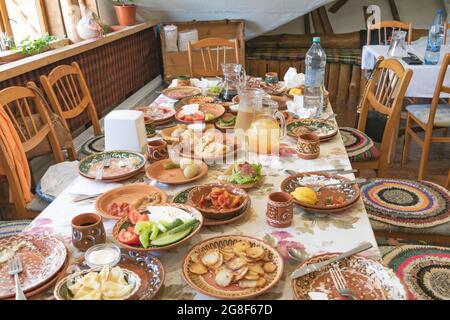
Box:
[330,265,356,300]
[95,154,111,180]
[8,255,27,300]
[313,178,367,192]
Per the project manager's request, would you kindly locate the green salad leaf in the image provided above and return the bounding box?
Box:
[229,163,262,185]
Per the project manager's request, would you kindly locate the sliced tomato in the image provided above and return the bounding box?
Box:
[118,227,139,245]
[128,209,148,225]
[193,112,205,121]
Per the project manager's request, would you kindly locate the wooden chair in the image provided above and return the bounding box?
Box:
[187,37,240,77]
[0,84,64,218]
[446,170,450,190]
[402,53,450,180]
[40,62,101,160]
[367,20,413,45]
[443,22,450,45]
[341,58,413,177]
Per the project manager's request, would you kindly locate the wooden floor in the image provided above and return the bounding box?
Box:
[1,100,449,220]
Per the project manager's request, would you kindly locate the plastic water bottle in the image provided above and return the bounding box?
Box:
[424,9,445,65]
[304,37,327,117]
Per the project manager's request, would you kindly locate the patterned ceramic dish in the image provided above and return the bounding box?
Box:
[112,203,203,252]
[78,151,146,181]
[187,184,250,220]
[54,266,141,300]
[182,235,284,299]
[172,186,252,226]
[287,119,338,141]
[174,95,217,111]
[0,234,67,299]
[292,253,407,300]
[162,86,202,100]
[175,103,225,123]
[135,105,175,125]
[95,184,168,220]
[146,159,209,185]
[280,173,360,213]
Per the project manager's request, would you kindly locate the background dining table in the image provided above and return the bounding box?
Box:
[362,43,450,98]
[21,85,382,300]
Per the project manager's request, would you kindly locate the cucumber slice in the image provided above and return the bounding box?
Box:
[166,218,184,230]
[139,229,151,248]
[150,224,159,241]
[167,219,198,235]
[151,227,192,247]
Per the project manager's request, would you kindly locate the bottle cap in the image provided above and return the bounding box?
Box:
[437,9,444,14]
[313,37,321,43]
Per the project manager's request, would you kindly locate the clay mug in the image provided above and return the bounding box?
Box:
[72,213,106,251]
[266,192,294,228]
[297,132,320,160]
[147,139,169,163]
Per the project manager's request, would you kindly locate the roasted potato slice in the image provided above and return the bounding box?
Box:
[233,266,249,281]
[257,277,267,287]
[189,262,208,275]
[263,262,277,273]
[210,253,224,270]
[201,249,220,267]
[190,252,200,263]
[225,257,247,271]
[248,263,265,275]
[244,273,260,280]
[245,247,265,260]
[233,241,251,253]
[215,267,234,287]
[238,279,258,289]
[221,250,235,261]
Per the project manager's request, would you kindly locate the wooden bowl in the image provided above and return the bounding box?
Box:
[175,103,225,123]
[187,183,249,220]
[112,204,203,252]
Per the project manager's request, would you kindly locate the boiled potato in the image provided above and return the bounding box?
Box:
[183,164,200,179]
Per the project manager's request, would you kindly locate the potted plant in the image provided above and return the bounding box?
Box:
[113,0,137,26]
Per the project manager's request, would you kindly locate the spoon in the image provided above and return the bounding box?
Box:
[288,248,308,262]
[313,178,367,192]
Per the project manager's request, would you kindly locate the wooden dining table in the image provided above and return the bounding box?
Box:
[23,84,381,300]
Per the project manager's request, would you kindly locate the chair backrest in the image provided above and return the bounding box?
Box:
[426,53,450,128]
[444,23,450,45]
[358,57,413,156]
[187,37,240,77]
[367,20,413,45]
[40,62,101,136]
[0,83,64,163]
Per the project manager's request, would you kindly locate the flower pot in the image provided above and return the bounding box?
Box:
[113,4,137,26]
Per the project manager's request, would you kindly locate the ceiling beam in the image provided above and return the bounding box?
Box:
[389,0,401,21]
[328,0,349,14]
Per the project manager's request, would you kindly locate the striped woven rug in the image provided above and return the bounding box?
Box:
[0,220,31,239]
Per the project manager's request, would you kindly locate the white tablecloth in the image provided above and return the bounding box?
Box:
[362,44,450,98]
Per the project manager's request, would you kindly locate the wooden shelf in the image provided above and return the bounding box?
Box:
[0,21,157,82]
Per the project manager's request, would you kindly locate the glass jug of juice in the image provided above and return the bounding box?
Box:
[247,99,286,155]
[234,88,265,132]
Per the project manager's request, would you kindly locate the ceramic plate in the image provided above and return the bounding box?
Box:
[187,184,250,220]
[54,267,141,300]
[78,151,146,181]
[95,184,168,220]
[146,159,208,185]
[135,105,175,124]
[217,164,264,190]
[172,186,252,226]
[162,86,202,100]
[0,234,67,299]
[160,124,215,144]
[287,119,338,141]
[280,173,360,212]
[182,235,284,299]
[292,253,407,300]
[215,113,237,131]
[113,203,203,252]
[174,95,217,111]
[175,103,225,123]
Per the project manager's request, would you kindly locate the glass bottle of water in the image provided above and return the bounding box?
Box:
[424,9,445,65]
[304,37,327,117]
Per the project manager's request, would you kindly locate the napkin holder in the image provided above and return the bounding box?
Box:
[104,110,147,153]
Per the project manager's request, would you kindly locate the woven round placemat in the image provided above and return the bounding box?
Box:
[382,245,450,300]
[340,127,374,158]
[361,179,450,228]
[80,135,105,156]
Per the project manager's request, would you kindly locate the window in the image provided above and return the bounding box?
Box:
[0,0,48,46]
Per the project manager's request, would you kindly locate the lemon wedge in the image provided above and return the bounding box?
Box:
[289,88,303,96]
[290,187,318,205]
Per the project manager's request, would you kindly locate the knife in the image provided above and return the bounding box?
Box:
[290,242,373,279]
[284,169,357,176]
